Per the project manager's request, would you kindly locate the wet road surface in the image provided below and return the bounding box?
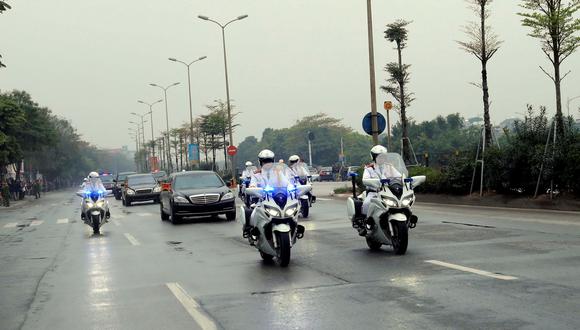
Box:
[1,189,580,329]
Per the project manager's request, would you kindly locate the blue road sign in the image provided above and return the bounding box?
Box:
[362,112,386,136]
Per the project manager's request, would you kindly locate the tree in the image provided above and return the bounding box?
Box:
[381,20,415,163]
[458,0,502,147]
[519,0,580,135]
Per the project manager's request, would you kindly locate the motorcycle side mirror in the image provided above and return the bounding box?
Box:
[362,179,381,190]
[380,178,391,185]
[161,183,171,191]
[296,185,312,197]
[410,176,426,188]
[75,191,85,198]
[246,187,264,198]
[404,178,413,183]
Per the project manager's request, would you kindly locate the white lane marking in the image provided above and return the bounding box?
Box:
[30,220,44,226]
[137,212,153,217]
[166,282,218,330]
[57,218,69,224]
[4,222,18,228]
[123,233,141,246]
[426,260,518,281]
[316,198,332,201]
[111,214,125,219]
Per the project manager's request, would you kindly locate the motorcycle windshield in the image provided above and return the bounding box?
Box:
[261,163,293,190]
[376,153,408,179]
[292,163,311,178]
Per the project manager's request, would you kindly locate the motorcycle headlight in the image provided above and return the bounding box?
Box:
[382,196,399,207]
[86,202,94,208]
[401,196,414,207]
[264,205,281,217]
[174,196,189,203]
[285,204,299,217]
[96,200,105,207]
[153,185,162,193]
[126,188,135,195]
[222,192,234,200]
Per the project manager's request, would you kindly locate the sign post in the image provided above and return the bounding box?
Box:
[188,144,200,167]
[384,101,393,150]
[362,112,386,137]
[227,145,238,156]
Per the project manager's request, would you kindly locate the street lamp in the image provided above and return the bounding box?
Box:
[138,99,163,159]
[198,14,248,184]
[150,82,180,173]
[168,56,207,147]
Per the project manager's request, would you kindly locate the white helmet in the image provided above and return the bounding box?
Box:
[370,145,388,161]
[245,161,253,167]
[88,171,99,179]
[288,155,300,164]
[258,149,275,166]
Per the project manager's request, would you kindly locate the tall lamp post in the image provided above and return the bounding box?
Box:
[168,56,207,145]
[365,0,379,145]
[138,99,163,155]
[150,82,180,173]
[567,95,580,118]
[198,14,248,184]
[131,112,150,171]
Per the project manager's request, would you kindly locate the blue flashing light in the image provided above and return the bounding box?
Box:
[380,179,390,185]
[264,186,275,193]
[349,172,358,177]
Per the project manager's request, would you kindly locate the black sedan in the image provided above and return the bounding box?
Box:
[160,171,236,224]
[122,173,161,206]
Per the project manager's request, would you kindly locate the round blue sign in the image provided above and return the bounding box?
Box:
[362,112,386,136]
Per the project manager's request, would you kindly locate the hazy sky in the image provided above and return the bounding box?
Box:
[1,0,579,149]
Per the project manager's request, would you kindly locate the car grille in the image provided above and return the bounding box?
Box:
[189,194,220,204]
[136,188,153,194]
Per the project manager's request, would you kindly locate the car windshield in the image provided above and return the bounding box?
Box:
[321,167,332,171]
[174,173,224,190]
[153,171,167,179]
[128,175,156,185]
[100,176,114,183]
[118,172,136,181]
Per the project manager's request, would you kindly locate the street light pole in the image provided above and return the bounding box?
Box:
[168,56,207,146]
[198,14,248,184]
[150,82,180,173]
[366,0,379,145]
[138,99,163,159]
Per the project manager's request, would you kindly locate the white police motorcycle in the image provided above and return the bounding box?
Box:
[292,162,316,218]
[239,163,310,267]
[77,189,110,234]
[239,165,258,207]
[347,153,425,255]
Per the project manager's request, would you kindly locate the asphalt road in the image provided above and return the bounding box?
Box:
[1,188,580,330]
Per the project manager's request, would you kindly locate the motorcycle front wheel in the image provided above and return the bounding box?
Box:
[391,221,409,255]
[300,199,309,218]
[92,215,100,234]
[276,232,291,267]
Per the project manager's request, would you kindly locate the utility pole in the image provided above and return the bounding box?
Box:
[366,0,379,145]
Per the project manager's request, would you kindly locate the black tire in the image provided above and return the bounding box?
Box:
[226,211,236,221]
[160,202,169,221]
[366,237,382,251]
[300,199,309,218]
[260,251,274,262]
[276,232,291,267]
[115,192,121,200]
[154,198,160,204]
[92,215,100,234]
[125,198,132,207]
[391,221,409,255]
[170,204,181,224]
[121,197,126,206]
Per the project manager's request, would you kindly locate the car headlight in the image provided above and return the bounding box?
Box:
[174,196,189,203]
[222,192,234,200]
[285,204,299,217]
[401,196,414,207]
[126,188,135,195]
[264,205,281,217]
[153,185,161,193]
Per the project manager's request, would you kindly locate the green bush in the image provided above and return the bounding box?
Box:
[408,166,443,193]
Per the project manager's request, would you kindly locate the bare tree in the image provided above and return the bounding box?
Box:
[519,0,580,135]
[458,0,502,147]
[381,20,415,162]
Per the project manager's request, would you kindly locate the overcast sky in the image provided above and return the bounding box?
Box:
[1,0,579,149]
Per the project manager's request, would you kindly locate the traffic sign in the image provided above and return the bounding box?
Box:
[362,112,386,136]
[384,101,393,110]
[227,145,238,156]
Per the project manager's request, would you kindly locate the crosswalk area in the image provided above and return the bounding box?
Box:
[2,218,69,229]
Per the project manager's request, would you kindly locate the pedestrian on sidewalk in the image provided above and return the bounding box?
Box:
[33,179,41,199]
[9,179,17,201]
[1,180,10,207]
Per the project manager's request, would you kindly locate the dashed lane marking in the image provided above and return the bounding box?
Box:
[57,218,69,224]
[425,260,518,281]
[30,220,44,226]
[3,222,18,228]
[166,282,218,330]
[316,198,332,201]
[123,233,140,246]
[137,212,153,217]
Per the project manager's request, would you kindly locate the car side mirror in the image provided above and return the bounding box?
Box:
[226,181,232,188]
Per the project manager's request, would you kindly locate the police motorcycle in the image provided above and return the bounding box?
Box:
[77,188,110,234]
[347,153,425,255]
[290,161,316,218]
[240,165,258,207]
[239,163,310,267]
